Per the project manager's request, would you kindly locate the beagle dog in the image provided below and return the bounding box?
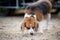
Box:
[21,16,38,35]
[21,0,52,34]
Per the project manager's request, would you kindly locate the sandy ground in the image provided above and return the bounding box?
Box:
[0,15,60,40]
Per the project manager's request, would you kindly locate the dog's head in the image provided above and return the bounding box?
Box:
[21,17,38,35]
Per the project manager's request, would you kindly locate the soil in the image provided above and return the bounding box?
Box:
[0,15,60,40]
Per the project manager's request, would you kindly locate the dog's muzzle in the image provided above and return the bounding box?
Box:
[28,28,35,35]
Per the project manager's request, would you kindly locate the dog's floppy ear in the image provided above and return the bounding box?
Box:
[21,22,26,31]
[34,21,38,32]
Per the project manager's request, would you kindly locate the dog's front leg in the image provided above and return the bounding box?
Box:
[35,22,38,32]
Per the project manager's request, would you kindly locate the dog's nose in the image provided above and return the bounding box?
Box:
[30,33,33,35]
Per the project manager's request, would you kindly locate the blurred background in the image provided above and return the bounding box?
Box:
[0,0,60,16]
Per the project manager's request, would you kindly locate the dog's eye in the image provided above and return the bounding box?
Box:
[26,27,30,30]
[32,27,35,29]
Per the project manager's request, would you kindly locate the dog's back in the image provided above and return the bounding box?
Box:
[26,2,50,15]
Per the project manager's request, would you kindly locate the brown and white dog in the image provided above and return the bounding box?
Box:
[21,16,38,35]
[21,0,52,35]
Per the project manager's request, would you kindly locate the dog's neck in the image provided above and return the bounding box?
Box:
[24,13,36,19]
